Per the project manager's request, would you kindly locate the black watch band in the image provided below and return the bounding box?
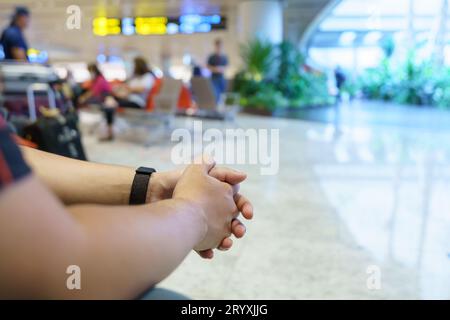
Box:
[129,167,156,205]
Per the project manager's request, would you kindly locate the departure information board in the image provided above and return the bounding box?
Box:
[93,14,226,36]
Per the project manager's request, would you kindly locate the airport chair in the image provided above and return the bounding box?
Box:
[145,78,192,112]
[118,77,183,145]
[190,77,217,111]
[122,77,182,125]
[153,78,183,120]
[185,77,239,121]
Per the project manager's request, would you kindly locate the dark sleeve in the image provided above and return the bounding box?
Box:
[3,28,26,50]
[0,116,31,190]
[207,55,215,66]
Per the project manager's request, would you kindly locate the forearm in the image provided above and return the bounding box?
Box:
[0,177,205,299]
[79,90,93,102]
[12,47,27,61]
[66,199,205,299]
[129,86,146,94]
[21,146,135,205]
[208,65,224,73]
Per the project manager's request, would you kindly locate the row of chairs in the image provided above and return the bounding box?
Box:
[108,77,239,145]
[120,76,238,121]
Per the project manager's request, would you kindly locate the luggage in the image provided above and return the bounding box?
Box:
[0,61,66,117]
[0,61,59,94]
[22,83,87,160]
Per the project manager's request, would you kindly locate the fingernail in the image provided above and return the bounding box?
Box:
[233,168,245,174]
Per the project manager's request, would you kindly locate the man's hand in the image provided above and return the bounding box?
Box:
[172,157,239,251]
[148,165,253,257]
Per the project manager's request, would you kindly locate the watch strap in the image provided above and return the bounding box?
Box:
[129,167,156,205]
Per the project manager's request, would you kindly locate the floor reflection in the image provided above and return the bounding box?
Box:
[308,119,450,299]
[81,104,449,299]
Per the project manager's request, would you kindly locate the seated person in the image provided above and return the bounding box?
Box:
[78,63,117,141]
[0,116,253,299]
[113,56,156,109]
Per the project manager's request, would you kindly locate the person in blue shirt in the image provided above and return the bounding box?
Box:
[207,38,229,102]
[0,7,30,61]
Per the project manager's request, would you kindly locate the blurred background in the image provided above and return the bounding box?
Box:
[0,0,449,299]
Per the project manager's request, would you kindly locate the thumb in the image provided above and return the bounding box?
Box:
[210,167,247,185]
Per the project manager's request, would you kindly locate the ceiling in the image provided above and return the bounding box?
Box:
[0,0,333,63]
[309,0,450,48]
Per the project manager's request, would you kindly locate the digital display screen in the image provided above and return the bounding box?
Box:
[93,14,226,36]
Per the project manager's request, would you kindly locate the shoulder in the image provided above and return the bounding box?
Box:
[92,75,107,87]
[134,73,154,88]
[97,75,108,84]
[3,26,21,38]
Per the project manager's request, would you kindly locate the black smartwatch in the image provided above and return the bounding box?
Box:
[129,167,156,205]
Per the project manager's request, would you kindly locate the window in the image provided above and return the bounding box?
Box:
[307,0,449,72]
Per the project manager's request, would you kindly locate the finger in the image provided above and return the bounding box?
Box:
[231,219,246,238]
[210,167,247,185]
[197,249,214,259]
[234,194,254,220]
[218,237,233,251]
[232,183,240,195]
[192,154,216,174]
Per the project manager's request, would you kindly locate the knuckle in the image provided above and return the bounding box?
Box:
[223,183,233,194]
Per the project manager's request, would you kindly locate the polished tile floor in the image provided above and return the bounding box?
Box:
[80,102,450,299]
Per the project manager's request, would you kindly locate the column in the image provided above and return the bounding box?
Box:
[237,0,284,44]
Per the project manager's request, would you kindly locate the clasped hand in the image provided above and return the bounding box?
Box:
[148,155,253,259]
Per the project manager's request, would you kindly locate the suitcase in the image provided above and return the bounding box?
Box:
[22,83,87,160]
[0,61,59,94]
[0,61,66,117]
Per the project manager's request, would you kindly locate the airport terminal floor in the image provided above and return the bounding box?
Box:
[80,101,450,300]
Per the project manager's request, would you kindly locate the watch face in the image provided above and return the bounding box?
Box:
[136,167,156,175]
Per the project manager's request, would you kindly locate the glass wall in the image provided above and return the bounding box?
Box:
[307,0,450,72]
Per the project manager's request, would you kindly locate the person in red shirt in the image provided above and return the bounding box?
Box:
[78,63,116,141]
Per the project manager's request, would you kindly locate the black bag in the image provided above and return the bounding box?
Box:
[23,111,87,160]
[22,83,87,160]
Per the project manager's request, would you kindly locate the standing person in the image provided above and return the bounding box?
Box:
[334,66,346,103]
[207,38,229,102]
[0,7,30,61]
[78,63,116,141]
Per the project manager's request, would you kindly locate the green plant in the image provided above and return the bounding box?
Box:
[359,49,450,108]
[276,41,304,99]
[242,83,288,111]
[239,38,276,81]
[233,38,334,112]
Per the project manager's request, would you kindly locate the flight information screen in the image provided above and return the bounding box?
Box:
[93,14,227,36]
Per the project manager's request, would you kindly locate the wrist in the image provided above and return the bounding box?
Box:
[129,167,156,205]
[146,170,182,203]
[173,197,207,241]
[146,172,164,203]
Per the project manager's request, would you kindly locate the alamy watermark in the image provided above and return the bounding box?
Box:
[66,265,81,290]
[66,5,81,30]
[171,121,280,175]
